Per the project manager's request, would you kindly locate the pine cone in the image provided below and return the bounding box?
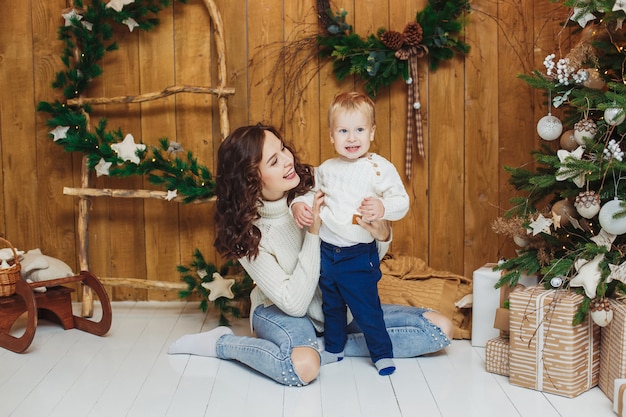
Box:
[403,22,423,46]
[381,30,405,50]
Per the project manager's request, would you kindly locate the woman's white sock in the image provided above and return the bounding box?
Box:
[168,326,234,357]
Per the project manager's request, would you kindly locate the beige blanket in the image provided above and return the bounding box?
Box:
[378,255,472,339]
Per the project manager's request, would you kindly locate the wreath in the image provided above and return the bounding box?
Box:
[38,0,247,322]
[316,0,471,177]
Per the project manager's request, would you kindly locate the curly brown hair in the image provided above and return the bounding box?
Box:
[213,124,314,260]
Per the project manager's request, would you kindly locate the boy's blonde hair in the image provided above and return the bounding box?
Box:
[328,91,376,128]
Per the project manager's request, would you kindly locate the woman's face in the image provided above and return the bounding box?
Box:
[259,130,300,201]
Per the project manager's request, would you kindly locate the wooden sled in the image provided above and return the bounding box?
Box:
[0,271,112,353]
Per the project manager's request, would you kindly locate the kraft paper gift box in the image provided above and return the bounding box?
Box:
[509,286,600,398]
[614,379,626,417]
[599,299,626,402]
[471,264,537,347]
[485,336,510,376]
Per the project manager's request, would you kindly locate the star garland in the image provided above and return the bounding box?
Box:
[37,0,217,203]
[317,0,471,177]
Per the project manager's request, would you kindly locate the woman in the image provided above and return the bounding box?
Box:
[168,124,453,386]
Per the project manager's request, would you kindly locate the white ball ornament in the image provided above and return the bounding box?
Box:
[573,118,598,145]
[591,308,613,327]
[574,190,601,219]
[413,102,421,110]
[537,115,563,141]
[598,199,626,235]
[604,107,625,126]
[513,235,529,247]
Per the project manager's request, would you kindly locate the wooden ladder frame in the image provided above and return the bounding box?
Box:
[63,0,233,316]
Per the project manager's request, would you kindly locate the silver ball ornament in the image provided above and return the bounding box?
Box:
[550,276,563,288]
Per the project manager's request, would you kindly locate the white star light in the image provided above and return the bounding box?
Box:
[95,158,112,177]
[197,269,208,279]
[166,190,178,201]
[111,134,146,165]
[556,146,586,187]
[201,272,235,301]
[570,7,596,28]
[105,0,135,12]
[62,9,83,27]
[123,18,139,32]
[528,213,553,236]
[50,126,70,141]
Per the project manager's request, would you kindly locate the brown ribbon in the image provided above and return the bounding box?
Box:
[401,46,427,179]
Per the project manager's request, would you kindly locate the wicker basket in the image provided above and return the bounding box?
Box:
[0,238,21,297]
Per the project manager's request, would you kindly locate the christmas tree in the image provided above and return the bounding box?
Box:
[494,0,626,326]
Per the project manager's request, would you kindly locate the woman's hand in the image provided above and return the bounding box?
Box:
[356,218,391,242]
[307,191,324,235]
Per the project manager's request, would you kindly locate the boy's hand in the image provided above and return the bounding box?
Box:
[292,202,314,229]
[358,197,385,222]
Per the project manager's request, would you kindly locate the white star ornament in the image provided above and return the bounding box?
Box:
[50,126,70,141]
[570,254,604,299]
[111,134,146,165]
[95,158,112,177]
[614,0,626,13]
[166,190,178,201]
[529,213,553,236]
[106,0,135,12]
[201,272,235,301]
[555,146,586,187]
[62,9,83,27]
[570,7,596,28]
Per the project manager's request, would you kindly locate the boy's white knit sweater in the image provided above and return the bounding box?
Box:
[294,153,409,247]
[239,196,390,333]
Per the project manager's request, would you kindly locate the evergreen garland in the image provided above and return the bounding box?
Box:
[177,252,254,326]
[317,0,471,97]
[37,0,216,202]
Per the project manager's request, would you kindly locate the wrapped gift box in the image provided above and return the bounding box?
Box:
[485,336,510,376]
[471,264,537,347]
[509,286,600,398]
[599,298,626,401]
[614,379,626,417]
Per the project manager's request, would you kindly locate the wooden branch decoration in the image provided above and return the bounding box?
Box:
[63,187,216,204]
[99,277,188,291]
[66,85,234,106]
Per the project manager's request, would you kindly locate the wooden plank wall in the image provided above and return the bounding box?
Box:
[0,0,572,300]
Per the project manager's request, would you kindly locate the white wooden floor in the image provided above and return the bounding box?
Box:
[0,301,616,417]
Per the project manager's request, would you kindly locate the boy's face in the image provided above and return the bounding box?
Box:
[329,110,375,160]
